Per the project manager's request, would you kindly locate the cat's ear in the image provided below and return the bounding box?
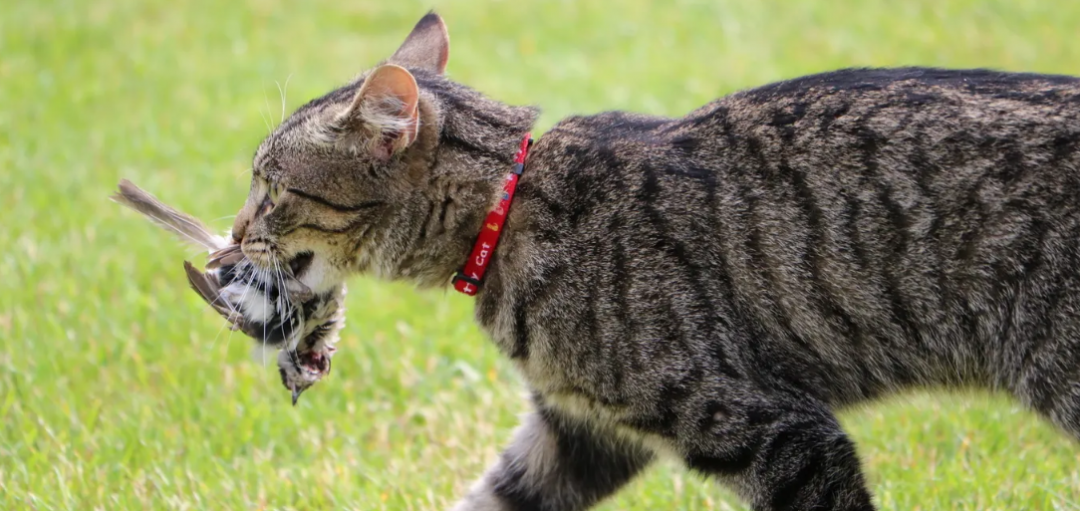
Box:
[388,11,450,75]
[346,64,420,160]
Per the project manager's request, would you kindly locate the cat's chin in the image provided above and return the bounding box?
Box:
[295,254,347,297]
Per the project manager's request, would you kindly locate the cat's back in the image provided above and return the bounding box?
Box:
[501,67,1080,406]
[524,67,1080,239]
[533,67,1080,188]
[668,67,1080,157]
[725,66,1080,103]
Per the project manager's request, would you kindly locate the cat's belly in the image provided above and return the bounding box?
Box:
[542,388,685,461]
[512,350,686,461]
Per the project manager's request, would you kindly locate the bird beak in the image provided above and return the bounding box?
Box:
[291,386,303,406]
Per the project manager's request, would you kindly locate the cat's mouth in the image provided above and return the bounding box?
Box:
[288,251,314,279]
[243,241,314,280]
[244,244,342,297]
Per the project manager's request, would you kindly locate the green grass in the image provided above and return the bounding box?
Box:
[2,0,1080,509]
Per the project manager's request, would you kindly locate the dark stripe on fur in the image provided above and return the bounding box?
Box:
[286,187,385,213]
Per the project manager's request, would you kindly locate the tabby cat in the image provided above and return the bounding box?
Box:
[220,11,1080,511]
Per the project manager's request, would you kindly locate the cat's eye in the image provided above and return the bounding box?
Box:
[268,181,284,205]
[266,178,287,204]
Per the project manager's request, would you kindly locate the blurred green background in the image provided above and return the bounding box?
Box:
[2,0,1080,509]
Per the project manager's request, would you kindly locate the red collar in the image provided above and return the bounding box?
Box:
[452,133,533,296]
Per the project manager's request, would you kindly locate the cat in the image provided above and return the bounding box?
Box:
[218,11,1080,511]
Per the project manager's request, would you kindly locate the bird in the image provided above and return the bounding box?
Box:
[111,179,345,404]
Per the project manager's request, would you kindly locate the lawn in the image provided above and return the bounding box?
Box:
[2,0,1080,509]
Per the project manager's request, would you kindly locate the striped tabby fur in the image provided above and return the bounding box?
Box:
[228,12,1080,510]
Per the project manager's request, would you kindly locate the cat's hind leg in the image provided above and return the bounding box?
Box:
[680,390,876,511]
[451,405,653,511]
[1014,335,1080,442]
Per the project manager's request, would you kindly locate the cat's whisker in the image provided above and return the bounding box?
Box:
[201,266,239,353]
[270,253,292,350]
[258,106,272,137]
[276,74,292,127]
[207,307,237,353]
[222,316,239,358]
[261,86,275,136]
[228,262,253,318]
[204,262,248,355]
[258,296,270,391]
[209,214,238,224]
[231,261,257,330]
[274,255,305,372]
[257,264,272,373]
[275,252,307,350]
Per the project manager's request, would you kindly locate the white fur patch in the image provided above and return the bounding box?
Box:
[219,282,272,324]
[449,479,512,511]
[298,255,342,296]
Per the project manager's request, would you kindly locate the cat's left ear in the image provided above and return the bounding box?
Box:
[388,11,450,75]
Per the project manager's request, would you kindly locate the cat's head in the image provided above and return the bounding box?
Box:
[231,12,538,294]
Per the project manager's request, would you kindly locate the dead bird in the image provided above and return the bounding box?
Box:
[111,179,345,404]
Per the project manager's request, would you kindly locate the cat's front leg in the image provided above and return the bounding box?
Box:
[452,405,653,511]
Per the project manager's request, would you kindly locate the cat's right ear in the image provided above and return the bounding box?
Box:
[340,64,420,160]
[388,11,450,75]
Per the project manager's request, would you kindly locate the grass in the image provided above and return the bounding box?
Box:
[2,0,1080,509]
